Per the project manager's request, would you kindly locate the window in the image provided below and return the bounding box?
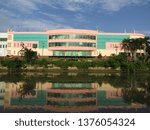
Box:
[49,42,96,47]
[7,43,11,47]
[8,35,12,40]
[7,50,11,55]
[49,36,52,39]
[49,34,96,40]
[32,44,37,48]
[0,38,7,41]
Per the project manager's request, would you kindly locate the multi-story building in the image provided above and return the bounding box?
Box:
[7,31,49,56]
[0,33,7,56]
[48,29,97,57]
[97,32,144,56]
[6,29,145,57]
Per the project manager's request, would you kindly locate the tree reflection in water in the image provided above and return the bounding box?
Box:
[0,72,150,112]
[122,75,150,106]
[17,79,36,100]
[17,77,36,100]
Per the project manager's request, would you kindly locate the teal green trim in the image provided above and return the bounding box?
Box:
[97,34,130,49]
[14,34,48,48]
[11,91,46,106]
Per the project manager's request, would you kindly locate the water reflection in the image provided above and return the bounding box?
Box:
[0,72,149,113]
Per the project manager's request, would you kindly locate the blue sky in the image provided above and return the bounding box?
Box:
[0,0,150,35]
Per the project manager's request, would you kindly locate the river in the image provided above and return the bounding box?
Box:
[0,72,149,113]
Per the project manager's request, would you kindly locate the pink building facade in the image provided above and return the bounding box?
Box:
[6,29,144,57]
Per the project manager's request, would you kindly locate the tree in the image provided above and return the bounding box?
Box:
[122,76,150,106]
[24,48,37,63]
[17,80,36,100]
[142,36,150,61]
[122,37,150,61]
[121,38,130,54]
[122,38,143,61]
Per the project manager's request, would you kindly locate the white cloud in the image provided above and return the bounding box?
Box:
[5,18,73,32]
[11,19,72,31]
[0,9,73,31]
[99,0,150,12]
[1,0,150,13]
[38,11,65,22]
[0,0,150,31]
[40,0,150,12]
[50,0,95,12]
[4,0,38,14]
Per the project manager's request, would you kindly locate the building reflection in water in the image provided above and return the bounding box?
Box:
[0,82,5,107]
[2,81,146,112]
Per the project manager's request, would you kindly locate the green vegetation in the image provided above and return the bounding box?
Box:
[0,53,150,73]
[23,48,37,63]
[0,58,23,72]
[121,36,150,61]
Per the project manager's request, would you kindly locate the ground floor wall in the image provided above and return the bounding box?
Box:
[96,49,124,56]
[7,48,52,57]
[0,49,7,56]
[4,48,145,57]
[0,42,7,56]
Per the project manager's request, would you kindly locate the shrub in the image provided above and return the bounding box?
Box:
[36,59,49,67]
[24,48,37,63]
[107,59,120,69]
[74,61,91,69]
[147,62,150,70]
[6,58,23,72]
[90,60,105,67]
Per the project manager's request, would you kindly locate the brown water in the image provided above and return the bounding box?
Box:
[0,72,150,113]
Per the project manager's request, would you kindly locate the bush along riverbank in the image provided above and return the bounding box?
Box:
[0,54,150,73]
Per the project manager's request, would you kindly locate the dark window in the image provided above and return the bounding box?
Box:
[0,38,7,41]
[32,44,37,48]
[49,34,96,40]
[49,36,52,39]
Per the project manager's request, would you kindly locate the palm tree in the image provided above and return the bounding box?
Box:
[122,38,139,61]
[141,36,150,61]
[121,38,130,54]
[134,37,150,61]
[121,38,147,61]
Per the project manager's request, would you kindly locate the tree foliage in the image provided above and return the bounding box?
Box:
[24,48,37,63]
[121,37,150,61]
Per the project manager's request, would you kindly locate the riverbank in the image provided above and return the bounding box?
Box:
[0,54,150,73]
[0,66,149,73]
